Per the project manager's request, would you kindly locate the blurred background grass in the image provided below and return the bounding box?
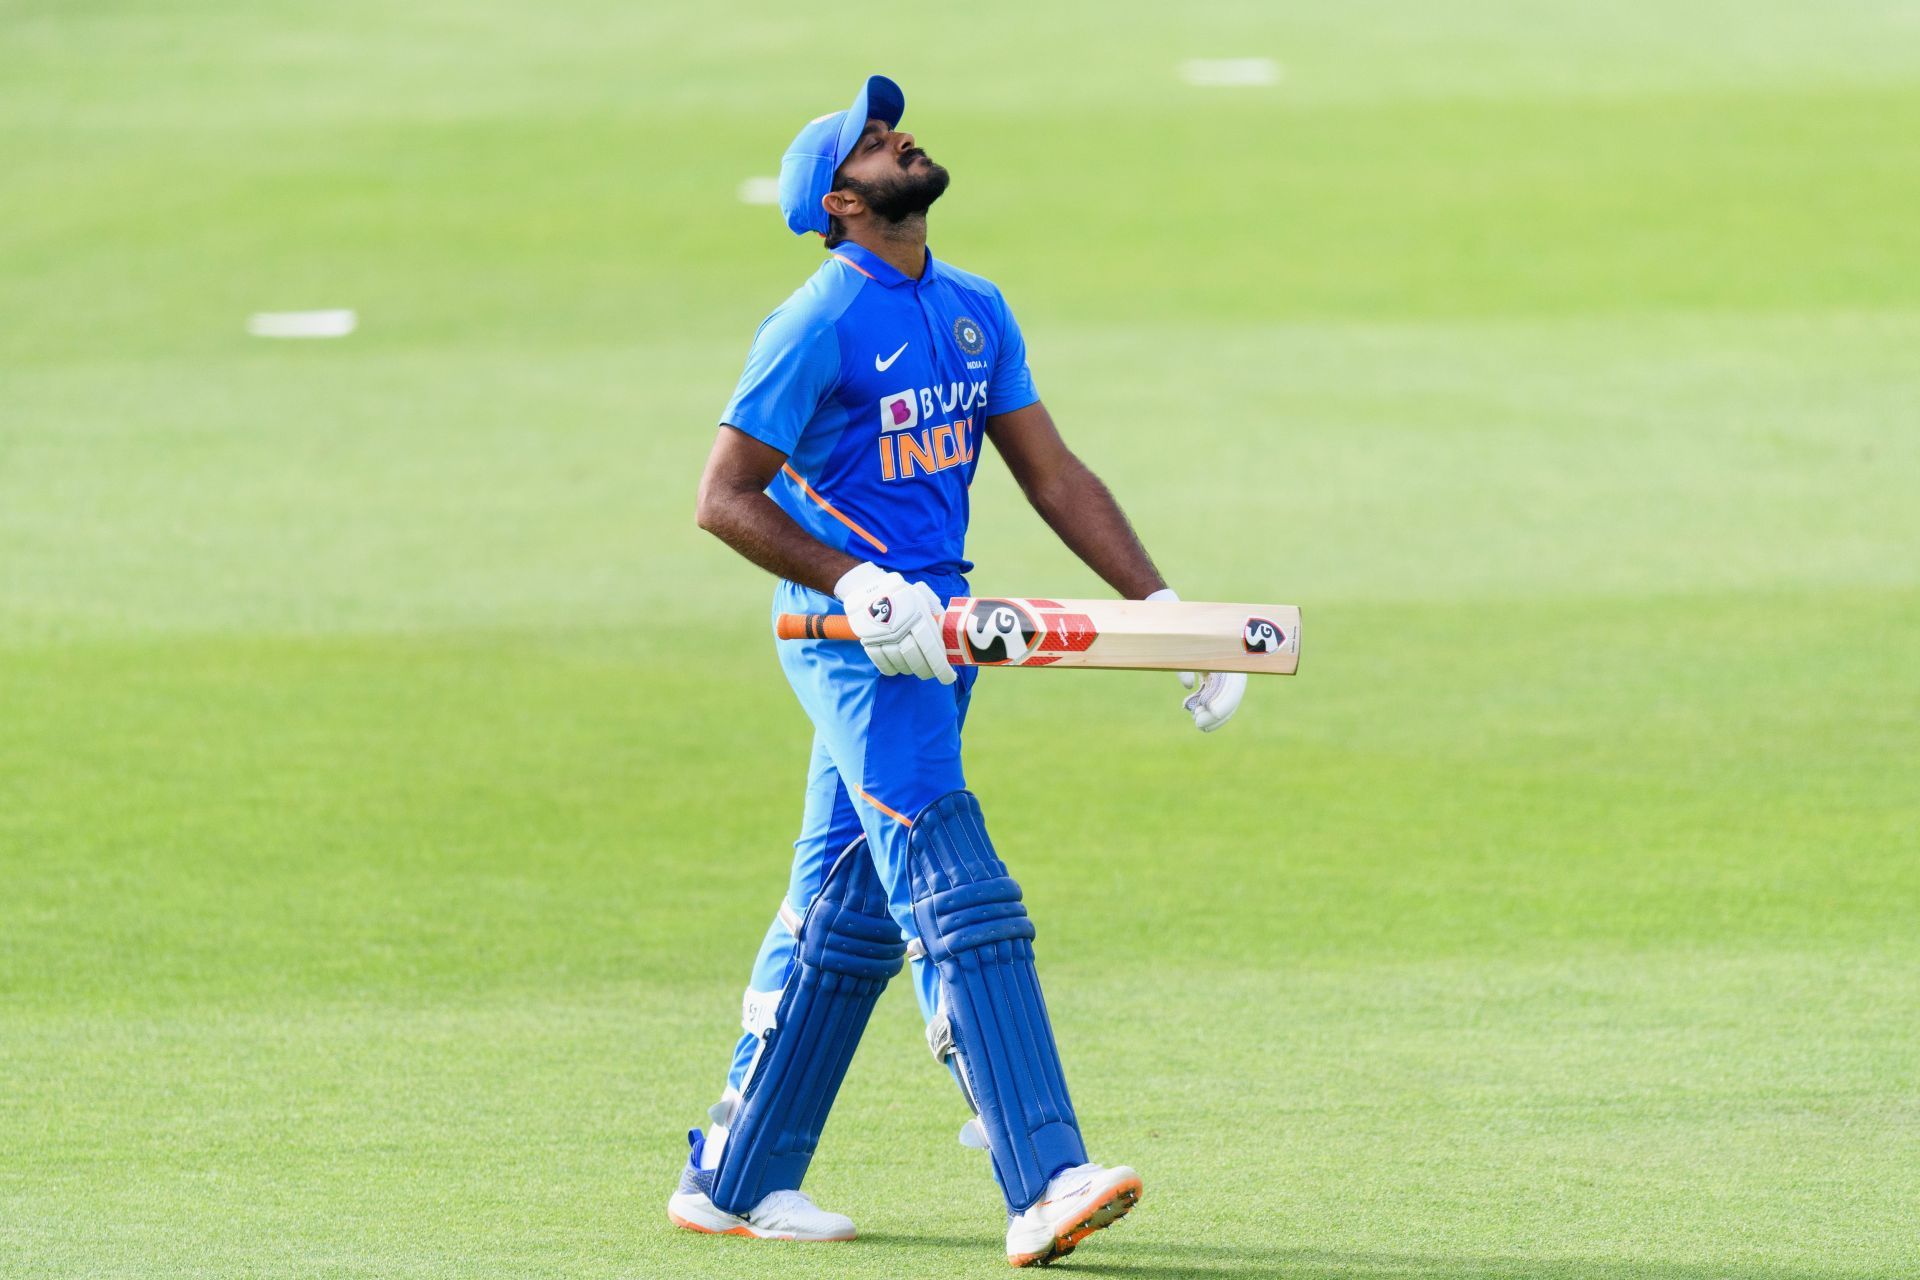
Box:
[3,3,1917,1277]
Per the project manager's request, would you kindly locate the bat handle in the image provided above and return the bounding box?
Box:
[775,613,857,641]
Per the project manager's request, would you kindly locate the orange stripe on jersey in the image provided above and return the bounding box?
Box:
[856,786,914,828]
[831,253,878,280]
[781,464,889,554]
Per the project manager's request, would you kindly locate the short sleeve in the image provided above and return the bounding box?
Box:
[985,290,1039,417]
[720,304,842,456]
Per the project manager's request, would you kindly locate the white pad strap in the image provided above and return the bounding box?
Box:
[742,987,781,1039]
[738,900,805,1040]
[700,1089,742,1170]
[925,998,984,1125]
[925,1011,954,1062]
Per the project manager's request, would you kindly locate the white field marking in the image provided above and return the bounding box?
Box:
[1178,58,1283,88]
[737,176,781,205]
[246,309,356,339]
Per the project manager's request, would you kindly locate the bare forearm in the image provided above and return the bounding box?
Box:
[1028,460,1167,599]
[696,488,860,597]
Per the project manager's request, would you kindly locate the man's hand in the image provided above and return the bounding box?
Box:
[1148,588,1247,732]
[834,562,957,684]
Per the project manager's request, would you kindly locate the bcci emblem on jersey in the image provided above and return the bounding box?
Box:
[953,316,985,355]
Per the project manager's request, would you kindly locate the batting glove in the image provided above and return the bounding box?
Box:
[834,562,957,685]
[1149,588,1248,733]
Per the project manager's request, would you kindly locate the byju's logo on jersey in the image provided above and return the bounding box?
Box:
[878,391,919,433]
[961,599,1039,664]
[1243,617,1287,653]
[953,316,985,355]
[877,382,983,482]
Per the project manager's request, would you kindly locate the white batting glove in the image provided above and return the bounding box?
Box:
[1180,669,1247,732]
[1149,587,1248,733]
[834,562,957,685]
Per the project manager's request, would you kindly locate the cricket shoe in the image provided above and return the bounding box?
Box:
[1005,1162,1143,1267]
[665,1131,855,1242]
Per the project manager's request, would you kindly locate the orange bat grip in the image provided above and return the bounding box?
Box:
[775,613,857,641]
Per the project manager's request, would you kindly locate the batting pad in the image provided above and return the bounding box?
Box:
[909,790,1087,1212]
[709,838,906,1215]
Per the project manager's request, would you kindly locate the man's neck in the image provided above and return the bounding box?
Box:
[844,216,928,281]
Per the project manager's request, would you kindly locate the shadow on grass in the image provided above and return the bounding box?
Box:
[859,1235,1857,1279]
[1064,1243,1861,1280]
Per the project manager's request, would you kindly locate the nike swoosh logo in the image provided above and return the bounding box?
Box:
[875,342,908,372]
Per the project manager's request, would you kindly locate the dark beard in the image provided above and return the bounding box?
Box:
[842,159,950,224]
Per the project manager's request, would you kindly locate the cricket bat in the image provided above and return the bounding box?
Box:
[776,597,1300,675]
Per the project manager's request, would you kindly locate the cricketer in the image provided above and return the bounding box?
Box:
[672,74,1247,1267]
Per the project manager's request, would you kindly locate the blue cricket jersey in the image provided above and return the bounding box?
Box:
[720,241,1039,576]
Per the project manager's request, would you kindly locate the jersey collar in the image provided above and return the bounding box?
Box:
[829,241,935,289]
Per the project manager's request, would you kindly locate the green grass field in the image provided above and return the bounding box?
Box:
[5,3,1918,1276]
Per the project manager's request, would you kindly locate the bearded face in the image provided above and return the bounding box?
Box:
[837,147,950,224]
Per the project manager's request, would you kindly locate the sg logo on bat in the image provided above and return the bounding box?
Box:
[1243,617,1288,654]
[961,598,1040,664]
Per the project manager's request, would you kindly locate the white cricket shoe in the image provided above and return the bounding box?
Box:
[1004,1162,1143,1267]
[666,1127,855,1241]
[672,1189,860,1243]
[668,1184,856,1242]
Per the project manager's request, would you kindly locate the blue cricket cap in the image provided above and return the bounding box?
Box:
[778,74,906,237]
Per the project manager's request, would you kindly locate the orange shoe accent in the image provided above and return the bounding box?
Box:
[668,1211,853,1244]
[1007,1176,1142,1268]
[780,465,888,555]
[668,1212,754,1237]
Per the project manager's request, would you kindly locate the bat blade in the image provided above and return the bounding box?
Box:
[772,598,1300,674]
[940,597,1299,674]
